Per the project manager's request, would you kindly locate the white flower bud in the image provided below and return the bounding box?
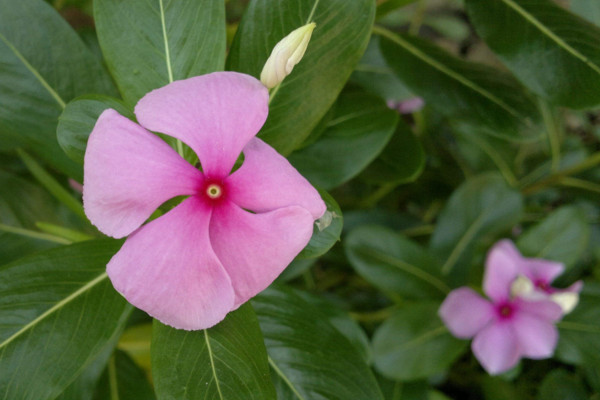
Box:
[550,292,579,314]
[510,275,535,298]
[260,22,316,89]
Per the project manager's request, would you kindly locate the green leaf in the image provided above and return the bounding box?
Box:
[517,206,590,269]
[289,90,398,189]
[372,302,467,381]
[376,29,541,140]
[345,225,450,301]
[296,189,343,259]
[360,119,425,185]
[92,350,156,400]
[0,0,117,177]
[430,173,523,286]
[57,95,134,164]
[0,240,132,400]
[571,0,600,26]
[227,0,375,155]
[537,369,588,400]
[376,0,420,19]
[465,0,600,109]
[152,303,276,400]
[253,286,383,400]
[94,0,226,105]
[556,282,600,367]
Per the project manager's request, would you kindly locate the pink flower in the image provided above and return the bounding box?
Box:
[439,240,564,375]
[83,72,326,330]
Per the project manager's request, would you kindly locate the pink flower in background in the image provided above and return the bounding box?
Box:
[83,72,326,330]
[439,240,564,375]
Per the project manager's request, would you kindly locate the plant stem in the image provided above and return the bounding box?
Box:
[359,182,399,208]
[559,177,600,194]
[409,0,427,35]
[0,223,71,244]
[539,101,561,173]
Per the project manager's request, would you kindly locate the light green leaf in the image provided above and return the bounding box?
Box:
[0,240,132,400]
[94,0,226,105]
[227,0,375,155]
[152,303,276,400]
[465,0,600,109]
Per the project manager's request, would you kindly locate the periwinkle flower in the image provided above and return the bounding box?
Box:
[439,240,564,375]
[83,72,326,330]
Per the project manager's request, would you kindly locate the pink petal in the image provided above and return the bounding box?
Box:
[520,259,564,285]
[83,109,203,238]
[209,201,314,308]
[512,313,558,359]
[135,72,269,179]
[107,197,235,330]
[439,287,494,339]
[517,298,563,322]
[484,240,521,302]
[226,138,326,219]
[472,322,521,375]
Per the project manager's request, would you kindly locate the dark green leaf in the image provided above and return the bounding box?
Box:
[152,303,276,400]
[376,0,420,19]
[92,350,156,400]
[372,302,467,380]
[517,206,590,268]
[430,173,523,286]
[289,90,398,189]
[94,0,226,105]
[466,0,600,109]
[253,286,383,400]
[537,369,588,400]
[377,30,541,139]
[296,189,343,259]
[57,95,134,164]
[57,345,117,400]
[360,119,425,185]
[227,0,375,155]
[0,240,132,400]
[377,377,429,400]
[276,258,317,283]
[0,0,117,177]
[345,225,450,301]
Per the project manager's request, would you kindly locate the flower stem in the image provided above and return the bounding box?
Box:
[0,223,71,244]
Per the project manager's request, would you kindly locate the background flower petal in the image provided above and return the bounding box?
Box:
[209,201,314,308]
[512,314,558,359]
[472,322,521,375]
[517,298,563,322]
[520,259,565,285]
[226,138,326,219]
[107,197,235,330]
[483,239,521,302]
[438,287,494,339]
[134,72,269,179]
[83,109,203,238]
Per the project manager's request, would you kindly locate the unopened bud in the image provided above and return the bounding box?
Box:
[550,292,579,314]
[510,275,534,298]
[260,22,316,89]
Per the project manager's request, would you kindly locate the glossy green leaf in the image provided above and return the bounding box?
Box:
[430,173,523,286]
[227,0,375,155]
[377,377,429,400]
[0,240,132,400]
[537,369,588,400]
[296,189,343,259]
[94,0,226,105]
[376,0,420,19]
[152,303,276,400]
[0,0,117,177]
[253,286,383,400]
[57,95,134,164]
[517,206,590,269]
[556,282,600,366]
[377,29,541,139]
[289,90,398,189]
[372,302,467,380]
[465,0,600,109]
[345,225,450,301]
[360,119,425,185]
[92,350,156,400]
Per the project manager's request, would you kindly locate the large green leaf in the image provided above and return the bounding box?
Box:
[372,302,467,381]
[227,0,375,155]
[377,29,541,140]
[517,206,590,269]
[537,370,588,400]
[345,225,450,302]
[289,90,398,189]
[571,0,600,26]
[430,173,523,286]
[92,350,156,400]
[151,303,276,400]
[94,0,226,105]
[253,286,383,400]
[0,0,117,177]
[465,0,600,109]
[0,240,132,400]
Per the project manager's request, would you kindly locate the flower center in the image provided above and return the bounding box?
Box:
[496,302,515,320]
[535,279,551,293]
[206,183,222,199]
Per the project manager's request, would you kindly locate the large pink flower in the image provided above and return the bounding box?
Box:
[438,241,563,375]
[83,72,326,330]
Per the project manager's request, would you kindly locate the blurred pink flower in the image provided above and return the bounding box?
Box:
[386,97,425,114]
[83,72,325,330]
[439,240,564,375]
